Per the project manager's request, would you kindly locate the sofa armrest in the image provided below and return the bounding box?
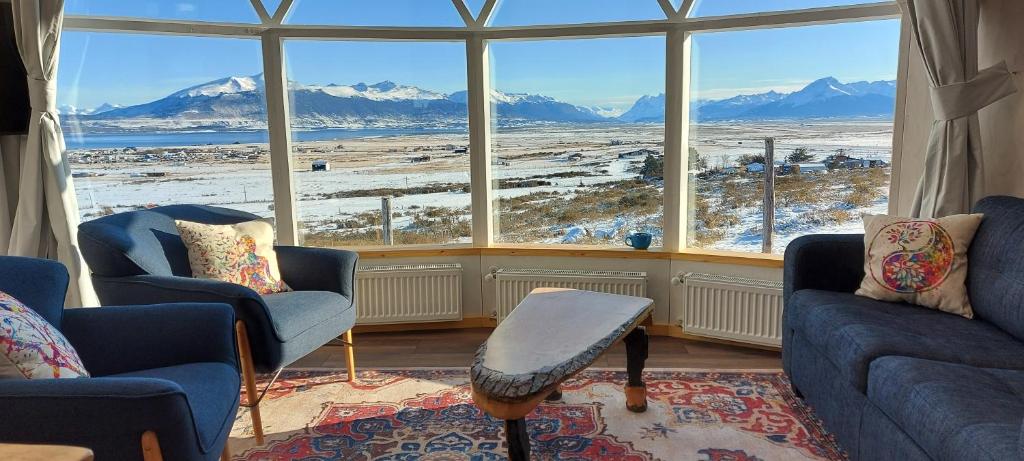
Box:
[61,303,237,377]
[0,378,206,458]
[275,245,359,299]
[783,234,865,306]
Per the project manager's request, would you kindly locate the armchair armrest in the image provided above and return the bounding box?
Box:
[90,274,287,372]
[0,377,226,459]
[91,274,273,327]
[783,234,865,306]
[61,303,237,377]
[275,245,359,299]
[0,256,69,320]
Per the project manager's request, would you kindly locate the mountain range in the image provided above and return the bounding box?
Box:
[61,75,896,133]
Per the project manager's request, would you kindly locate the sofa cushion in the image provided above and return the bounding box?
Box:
[112,362,239,453]
[262,291,353,342]
[788,289,1024,392]
[968,196,1024,341]
[856,213,982,318]
[868,356,1024,461]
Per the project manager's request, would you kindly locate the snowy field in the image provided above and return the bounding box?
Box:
[70,120,892,252]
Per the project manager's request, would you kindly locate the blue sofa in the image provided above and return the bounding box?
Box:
[783,195,1024,460]
[0,256,239,460]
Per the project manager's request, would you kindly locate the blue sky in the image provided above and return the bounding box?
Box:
[57,2,899,111]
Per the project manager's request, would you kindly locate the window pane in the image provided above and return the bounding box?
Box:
[284,41,470,247]
[261,0,284,16]
[285,0,464,26]
[65,0,260,23]
[58,33,272,222]
[687,20,899,253]
[490,0,666,26]
[490,36,665,247]
[688,0,890,17]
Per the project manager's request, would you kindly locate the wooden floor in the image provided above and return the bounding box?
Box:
[290,328,782,370]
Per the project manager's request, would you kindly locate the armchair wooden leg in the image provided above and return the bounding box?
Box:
[221,440,231,461]
[236,321,265,445]
[141,431,164,461]
[344,329,357,382]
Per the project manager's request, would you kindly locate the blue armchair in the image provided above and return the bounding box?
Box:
[0,256,239,461]
[77,204,359,444]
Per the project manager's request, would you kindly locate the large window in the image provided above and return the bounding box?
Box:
[58,32,273,223]
[284,41,470,247]
[688,0,884,17]
[489,36,666,247]
[59,1,903,255]
[687,20,900,253]
[65,0,260,22]
[490,0,667,26]
[285,0,464,26]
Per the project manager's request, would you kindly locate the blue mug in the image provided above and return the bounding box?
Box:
[625,232,653,250]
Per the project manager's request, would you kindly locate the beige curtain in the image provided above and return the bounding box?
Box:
[0,0,97,306]
[900,0,1018,217]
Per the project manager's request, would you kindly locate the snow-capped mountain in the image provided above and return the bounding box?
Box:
[171,75,262,99]
[63,75,606,132]
[58,102,122,116]
[92,103,123,114]
[692,91,787,120]
[618,94,665,122]
[61,75,896,133]
[739,77,896,119]
[585,105,624,118]
[620,77,896,122]
[301,80,447,101]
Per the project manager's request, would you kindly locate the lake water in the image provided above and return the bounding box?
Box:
[63,127,467,149]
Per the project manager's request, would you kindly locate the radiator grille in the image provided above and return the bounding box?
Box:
[681,272,783,347]
[492,268,647,323]
[356,264,463,324]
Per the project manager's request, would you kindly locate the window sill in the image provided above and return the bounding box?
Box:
[346,243,784,268]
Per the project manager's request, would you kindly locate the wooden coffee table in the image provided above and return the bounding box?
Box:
[470,287,655,461]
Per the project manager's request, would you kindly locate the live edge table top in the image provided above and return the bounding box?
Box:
[470,287,654,405]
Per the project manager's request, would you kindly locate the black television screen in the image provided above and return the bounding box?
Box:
[0,2,30,135]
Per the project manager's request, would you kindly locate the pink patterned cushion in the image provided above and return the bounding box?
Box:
[0,291,89,379]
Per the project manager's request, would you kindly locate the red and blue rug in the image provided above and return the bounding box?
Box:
[228,369,845,460]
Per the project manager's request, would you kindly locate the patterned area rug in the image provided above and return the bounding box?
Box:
[227,369,845,461]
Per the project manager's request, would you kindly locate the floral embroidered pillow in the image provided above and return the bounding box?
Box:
[855,213,983,318]
[175,220,291,295]
[0,291,89,379]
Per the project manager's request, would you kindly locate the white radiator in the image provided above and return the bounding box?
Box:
[679,272,784,347]
[355,264,463,324]
[491,268,647,323]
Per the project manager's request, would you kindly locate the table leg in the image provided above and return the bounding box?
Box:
[504,418,530,461]
[624,326,649,413]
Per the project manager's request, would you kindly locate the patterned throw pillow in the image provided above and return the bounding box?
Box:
[0,291,89,379]
[175,220,291,295]
[855,213,984,318]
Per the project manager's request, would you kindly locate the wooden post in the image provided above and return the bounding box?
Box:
[381,197,394,245]
[762,137,775,254]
